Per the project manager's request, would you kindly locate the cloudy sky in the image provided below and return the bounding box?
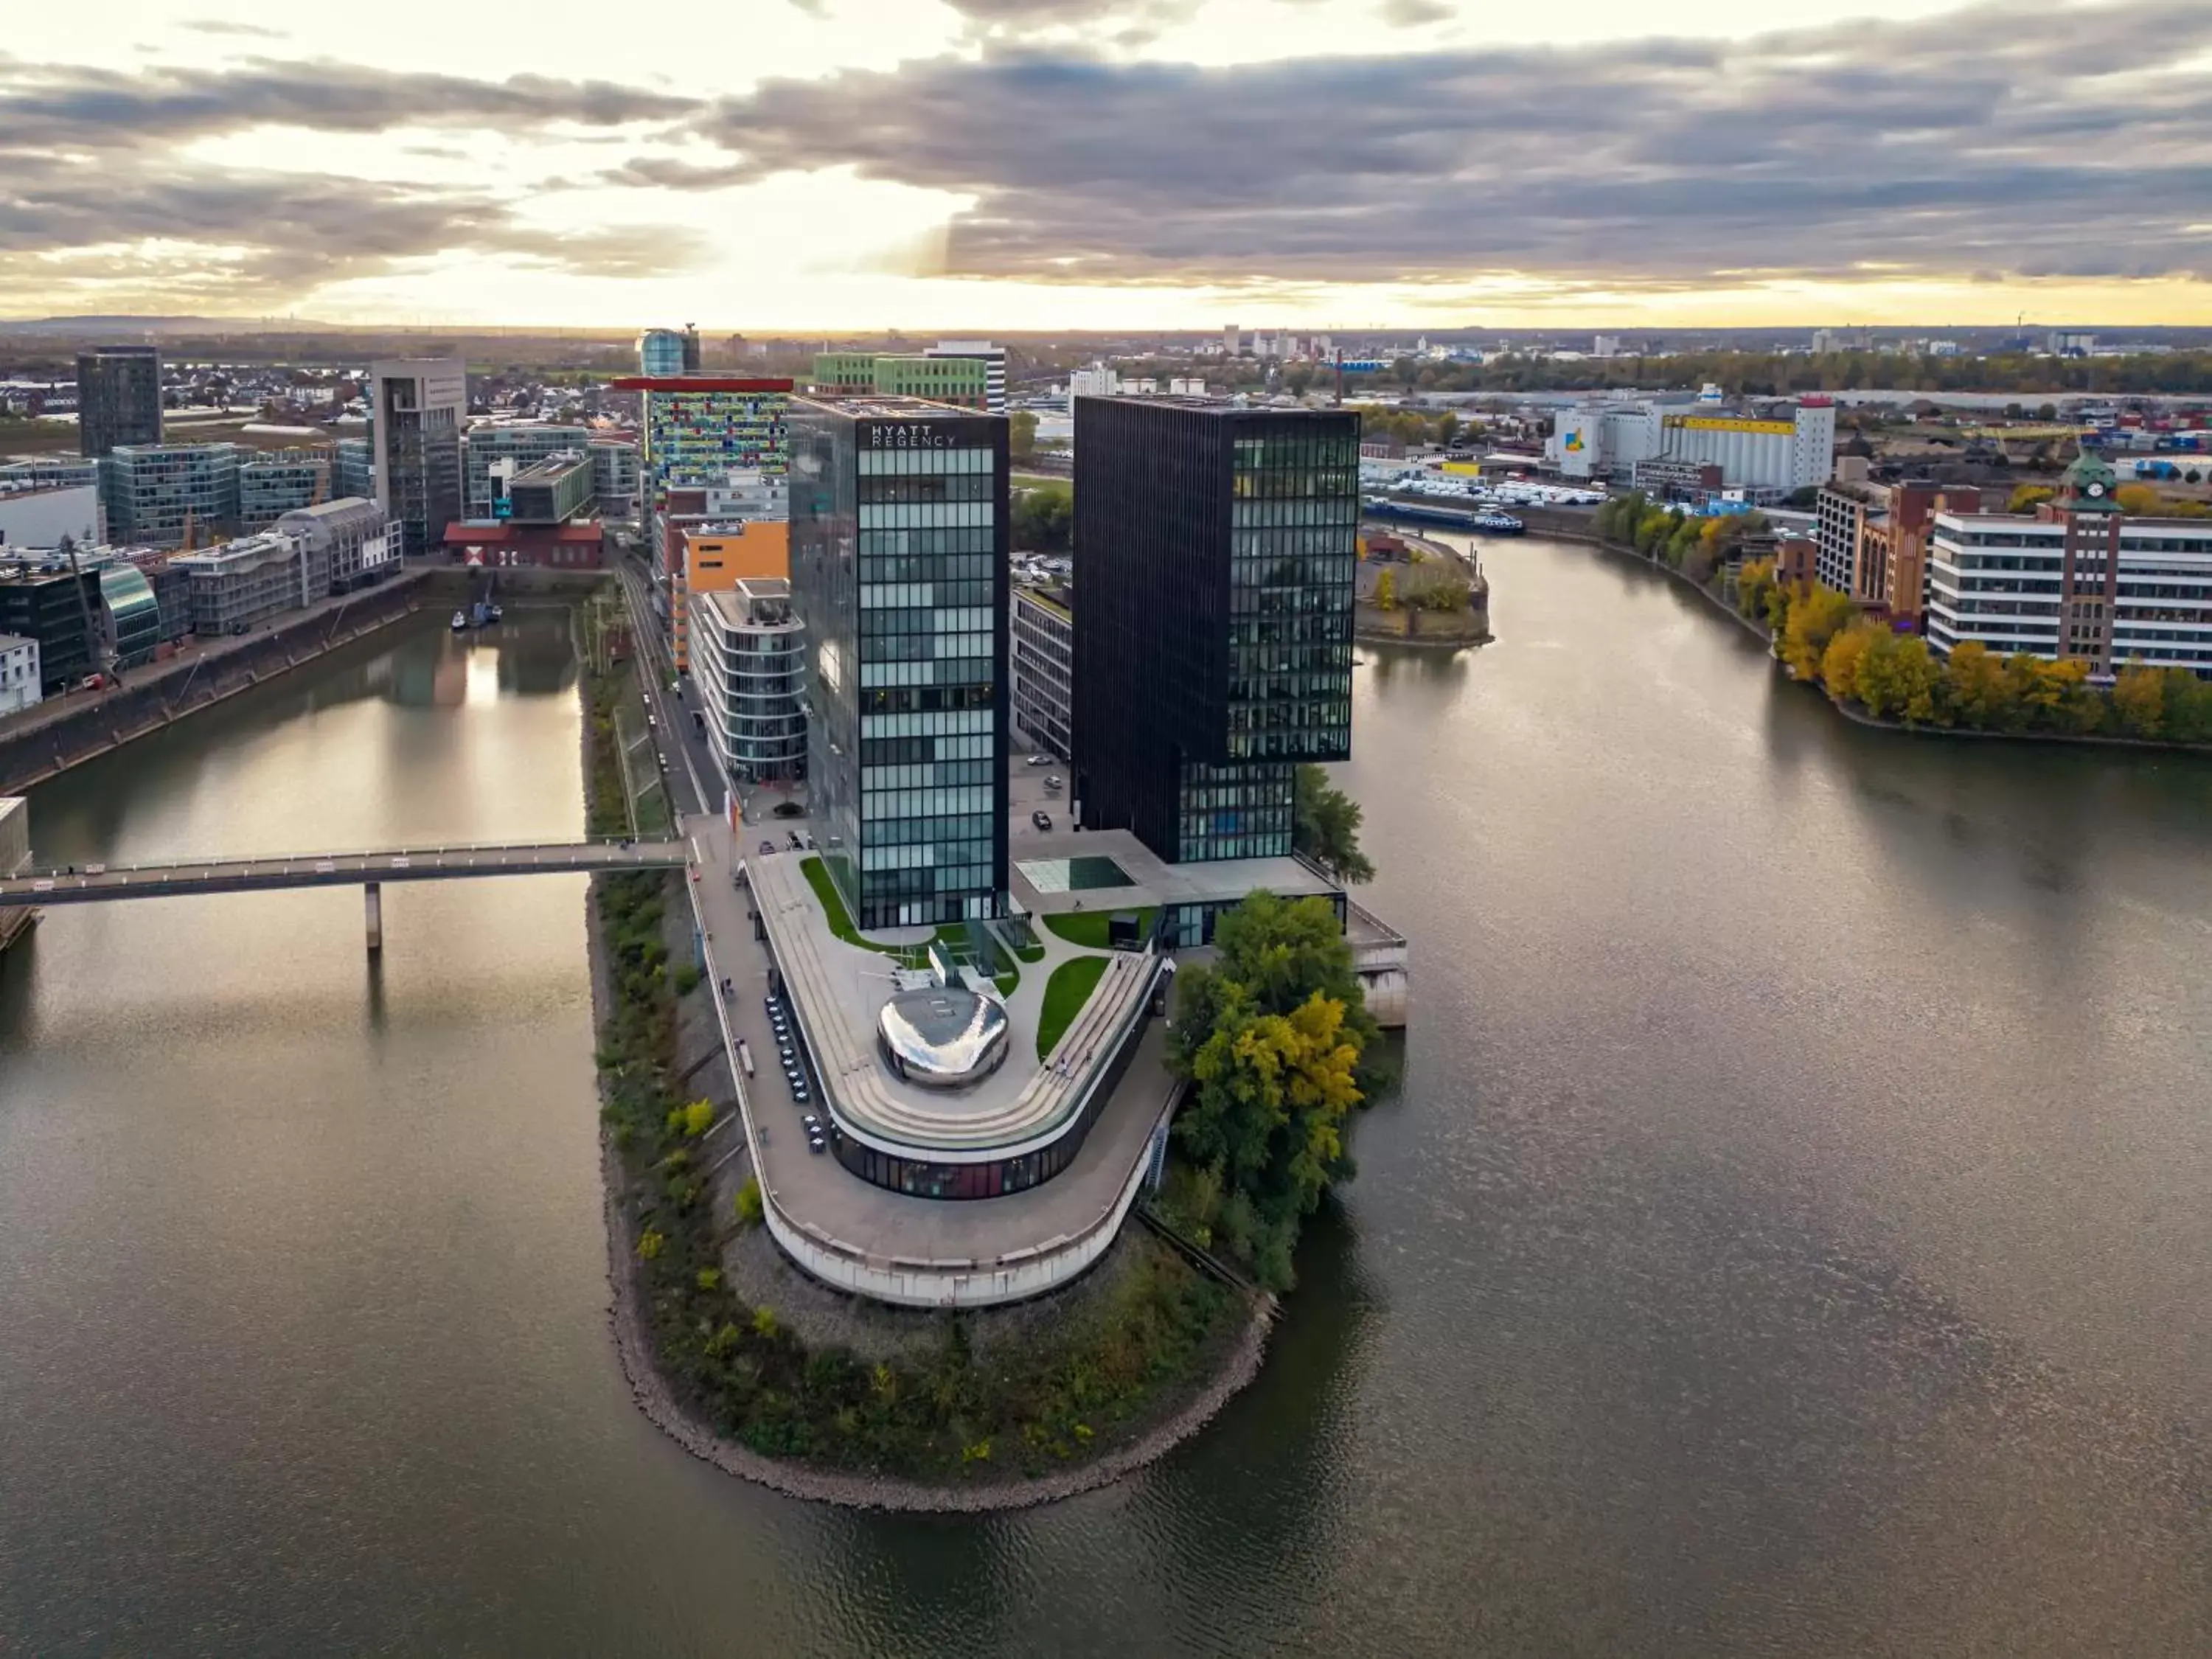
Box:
[4,0,2208,329]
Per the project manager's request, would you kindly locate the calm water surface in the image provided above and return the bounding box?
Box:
[2,560,2208,1657]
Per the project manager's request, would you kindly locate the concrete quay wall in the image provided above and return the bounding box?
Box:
[0,572,434,794]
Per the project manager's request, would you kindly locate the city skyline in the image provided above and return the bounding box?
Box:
[3,0,2209,330]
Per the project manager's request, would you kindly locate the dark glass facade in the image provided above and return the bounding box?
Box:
[76,347,163,459]
[0,566,99,692]
[789,397,1010,930]
[1072,398,1357,862]
[373,361,465,556]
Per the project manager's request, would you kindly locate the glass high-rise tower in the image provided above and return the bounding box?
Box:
[788,395,1009,931]
[1072,397,1357,863]
[76,347,163,459]
[370,358,465,555]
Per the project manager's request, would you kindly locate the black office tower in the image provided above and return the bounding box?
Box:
[1072,397,1356,863]
[789,395,1010,931]
[77,347,163,459]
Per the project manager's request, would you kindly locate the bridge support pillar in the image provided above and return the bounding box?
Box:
[364,881,383,953]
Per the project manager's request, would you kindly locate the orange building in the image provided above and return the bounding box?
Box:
[675,520,788,670]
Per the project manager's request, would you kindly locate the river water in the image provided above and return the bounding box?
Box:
[2,559,2208,1657]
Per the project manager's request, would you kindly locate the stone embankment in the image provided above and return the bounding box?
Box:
[0,564,616,795]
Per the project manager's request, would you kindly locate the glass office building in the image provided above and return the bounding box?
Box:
[462,424,591,516]
[100,443,241,548]
[237,450,329,532]
[77,347,163,459]
[371,358,465,555]
[1072,397,1357,863]
[693,578,807,785]
[789,395,1009,930]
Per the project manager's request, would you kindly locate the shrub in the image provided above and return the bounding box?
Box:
[734,1177,764,1227]
[672,963,703,996]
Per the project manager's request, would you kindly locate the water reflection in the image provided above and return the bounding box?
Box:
[5,561,2210,1656]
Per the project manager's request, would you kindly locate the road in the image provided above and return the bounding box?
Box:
[613,557,717,821]
[0,838,692,907]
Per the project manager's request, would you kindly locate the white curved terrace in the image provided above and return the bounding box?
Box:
[747,850,1156,1161]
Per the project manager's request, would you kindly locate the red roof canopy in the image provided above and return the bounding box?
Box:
[608,377,793,392]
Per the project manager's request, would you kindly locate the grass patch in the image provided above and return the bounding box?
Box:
[1037,954,1110,1061]
[799,855,868,947]
[1040,907,1156,950]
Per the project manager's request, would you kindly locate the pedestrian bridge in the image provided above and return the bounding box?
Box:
[0,838,692,906]
[0,837,692,949]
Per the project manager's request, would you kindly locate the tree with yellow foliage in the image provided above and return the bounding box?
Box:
[1781,584,1858,680]
[1167,891,1373,1291]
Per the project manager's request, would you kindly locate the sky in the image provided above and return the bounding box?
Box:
[3,0,2209,331]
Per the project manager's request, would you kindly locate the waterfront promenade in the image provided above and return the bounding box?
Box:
[684,815,1180,1307]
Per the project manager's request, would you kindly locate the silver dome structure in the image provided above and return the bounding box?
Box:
[877,987,1011,1091]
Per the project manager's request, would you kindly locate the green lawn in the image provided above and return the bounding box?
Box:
[1040,907,1156,950]
[799,856,866,947]
[1036,955,1110,1061]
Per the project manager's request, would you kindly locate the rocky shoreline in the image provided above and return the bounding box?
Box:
[582,877,1277,1513]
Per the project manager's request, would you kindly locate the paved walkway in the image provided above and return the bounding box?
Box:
[687,815,1179,1270]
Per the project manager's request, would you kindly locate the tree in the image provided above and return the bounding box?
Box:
[1009,410,1038,462]
[2008,484,2056,513]
[1820,622,1876,698]
[1941,641,2017,730]
[1780,585,1858,680]
[1434,411,1461,448]
[1172,977,1364,1291]
[1372,568,1397,611]
[1852,631,1943,724]
[2110,661,2166,739]
[1736,557,1777,624]
[1293,765,1377,884]
[2115,483,2164,516]
[1011,481,1071,553]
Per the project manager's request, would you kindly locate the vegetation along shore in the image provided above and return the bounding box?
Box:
[1593,494,2212,750]
[577,627,1385,1505]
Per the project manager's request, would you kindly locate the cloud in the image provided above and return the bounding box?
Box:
[0,57,706,313]
[0,55,695,151]
[179,19,288,37]
[1377,0,1453,24]
[676,0,2212,293]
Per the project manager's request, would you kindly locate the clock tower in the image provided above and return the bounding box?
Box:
[2053,451,2124,677]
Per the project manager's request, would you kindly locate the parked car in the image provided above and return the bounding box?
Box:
[1032,810,1053,830]
[1026,753,1051,766]
[1044,775,1062,791]
[759,840,776,855]
[807,1134,827,1155]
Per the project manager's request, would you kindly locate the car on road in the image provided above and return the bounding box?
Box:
[1032,810,1053,830]
[1044,776,1062,792]
[1026,753,1051,766]
[759,840,776,855]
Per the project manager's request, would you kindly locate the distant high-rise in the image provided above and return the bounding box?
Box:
[788,394,1009,929]
[614,374,791,665]
[638,329,689,377]
[370,358,465,555]
[76,347,163,459]
[1072,397,1357,864]
[922,341,1008,414]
